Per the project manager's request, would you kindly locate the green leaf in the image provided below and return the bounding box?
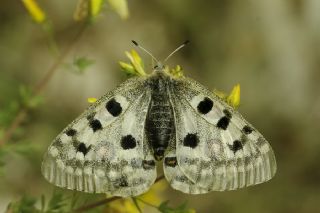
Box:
[6,196,39,213]
[0,101,19,126]
[73,56,95,73]
[69,193,106,213]
[0,148,6,176]
[19,85,44,108]
[70,192,80,210]
[46,190,67,213]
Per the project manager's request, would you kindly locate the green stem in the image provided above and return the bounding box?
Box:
[132,197,143,213]
[0,23,88,146]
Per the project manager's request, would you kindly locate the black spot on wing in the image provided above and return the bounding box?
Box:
[106,98,122,117]
[223,109,232,118]
[243,125,254,134]
[217,109,232,130]
[77,143,92,155]
[217,117,230,130]
[116,176,129,187]
[72,140,79,149]
[121,135,137,149]
[183,133,199,148]
[142,160,155,170]
[228,140,243,154]
[86,112,96,121]
[197,97,213,114]
[164,157,177,167]
[89,119,102,132]
[65,128,77,136]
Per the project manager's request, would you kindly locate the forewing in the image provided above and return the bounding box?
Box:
[42,77,157,197]
[168,77,276,193]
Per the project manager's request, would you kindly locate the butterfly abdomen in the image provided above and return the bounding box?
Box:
[146,76,175,161]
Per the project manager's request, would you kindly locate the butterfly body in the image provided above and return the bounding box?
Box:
[145,72,175,160]
[42,66,276,197]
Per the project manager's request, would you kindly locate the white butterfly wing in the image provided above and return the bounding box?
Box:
[165,77,276,193]
[42,77,157,197]
[163,144,209,194]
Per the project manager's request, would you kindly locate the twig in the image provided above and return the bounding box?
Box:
[132,197,143,213]
[72,175,165,213]
[0,23,87,146]
[33,24,87,95]
[72,196,120,213]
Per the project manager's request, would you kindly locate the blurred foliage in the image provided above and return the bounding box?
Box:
[63,56,95,74]
[157,201,195,213]
[6,190,195,213]
[19,85,44,109]
[107,0,129,20]
[1,0,320,213]
[6,190,102,213]
[7,195,39,213]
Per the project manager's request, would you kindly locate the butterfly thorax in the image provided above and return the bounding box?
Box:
[145,72,175,161]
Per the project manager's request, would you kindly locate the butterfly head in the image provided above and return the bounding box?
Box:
[153,62,165,72]
[132,40,189,73]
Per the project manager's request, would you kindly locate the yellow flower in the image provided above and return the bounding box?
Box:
[87,97,97,103]
[213,84,241,109]
[137,179,167,207]
[108,0,129,19]
[119,50,146,76]
[74,0,104,22]
[169,65,184,78]
[73,0,89,21]
[21,0,46,23]
[227,84,240,109]
[107,198,139,213]
[108,177,167,212]
[119,61,135,74]
[90,0,104,18]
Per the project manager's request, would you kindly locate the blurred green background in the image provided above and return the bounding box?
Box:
[1,0,320,212]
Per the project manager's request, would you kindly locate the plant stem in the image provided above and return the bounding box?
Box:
[33,23,87,95]
[132,197,143,213]
[0,23,87,146]
[72,175,165,213]
[73,196,120,213]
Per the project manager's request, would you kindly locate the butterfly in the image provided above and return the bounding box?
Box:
[42,41,276,197]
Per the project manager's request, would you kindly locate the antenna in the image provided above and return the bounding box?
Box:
[164,40,189,62]
[131,40,159,63]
